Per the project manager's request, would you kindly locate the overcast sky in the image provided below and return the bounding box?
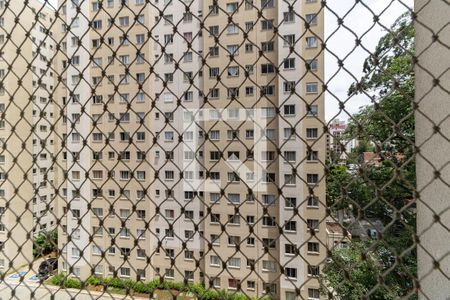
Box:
[46,0,413,122]
[324,0,413,121]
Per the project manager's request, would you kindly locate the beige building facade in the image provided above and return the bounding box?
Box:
[201,1,325,299]
[0,0,56,270]
[54,0,154,279]
[52,0,326,299]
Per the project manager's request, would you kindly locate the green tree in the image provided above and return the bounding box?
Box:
[347,12,415,155]
[324,12,417,299]
[322,242,401,299]
[33,229,57,257]
[326,164,371,213]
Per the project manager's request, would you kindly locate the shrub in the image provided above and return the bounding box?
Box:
[189,282,206,296]
[50,272,66,286]
[86,275,104,286]
[123,278,135,290]
[146,278,159,293]
[200,289,220,300]
[49,274,260,300]
[230,293,248,300]
[33,230,58,257]
[106,277,126,289]
[64,278,82,289]
[167,281,184,291]
[133,281,152,294]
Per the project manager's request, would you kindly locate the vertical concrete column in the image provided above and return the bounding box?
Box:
[415,0,450,298]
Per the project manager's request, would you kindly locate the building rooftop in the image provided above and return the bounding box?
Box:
[326,221,346,235]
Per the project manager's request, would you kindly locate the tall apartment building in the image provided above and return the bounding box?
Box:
[201,1,325,299]
[150,0,206,284]
[0,0,56,270]
[54,0,325,299]
[326,119,359,161]
[55,0,154,279]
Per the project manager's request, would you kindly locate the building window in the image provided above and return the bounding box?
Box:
[285,221,297,232]
[209,46,219,57]
[262,260,277,272]
[285,197,296,208]
[165,249,175,258]
[209,4,219,15]
[226,2,238,13]
[209,25,219,36]
[261,19,274,30]
[262,194,275,205]
[227,257,241,268]
[183,12,193,22]
[284,104,295,116]
[308,104,319,116]
[228,236,240,246]
[285,243,297,255]
[227,193,240,204]
[262,216,276,227]
[165,269,174,278]
[306,13,318,26]
[263,283,277,294]
[306,82,319,93]
[164,34,173,44]
[119,16,129,27]
[120,267,130,277]
[284,34,295,46]
[307,151,318,161]
[228,278,240,289]
[211,234,220,246]
[283,11,295,22]
[307,174,319,185]
[307,59,318,72]
[227,66,239,77]
[137,269,146,280]
[307,219,319,231]
[227,24,239,34]
[137,249,146,258]
[307,196,319,207]
[285,267,297,279]
[261,41,274,52]
[308,288,320,300]
[261,63,275,74]
[286,292,296,300]
[306,128,318,139]
[245,21,253,32]
[308,265,320,277]
[228,214,240,225]
[306,36,318,48]
[307,242,320,253]
[284,58,295,70]
[261,0,274,8]
[227,44,239,56]
[183,32,193,42]
[262,238,276,249]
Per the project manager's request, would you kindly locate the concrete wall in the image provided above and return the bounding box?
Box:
[415,0,450,298]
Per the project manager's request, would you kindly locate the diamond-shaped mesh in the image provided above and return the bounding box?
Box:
[0,0,447,299]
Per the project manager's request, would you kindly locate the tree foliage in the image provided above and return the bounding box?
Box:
[33,229,57,257]
[324,13,417,299]
[322,242,402,300]
[347,12,415,155]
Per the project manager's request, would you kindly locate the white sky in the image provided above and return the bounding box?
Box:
[324,0,413,121]
[46,0,413,122]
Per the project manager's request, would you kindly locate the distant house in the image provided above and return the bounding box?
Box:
[361,151,382,166]
[348,219,384,241]
[326,220,352,250]
[360,151,405,167]
[326,119,359,162]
